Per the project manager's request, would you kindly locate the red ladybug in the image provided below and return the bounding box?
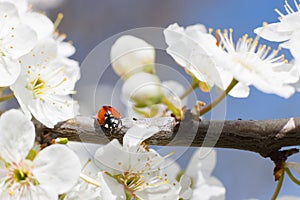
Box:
[97,105,121,134]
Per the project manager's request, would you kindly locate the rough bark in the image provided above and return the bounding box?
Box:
[35,112,300,158]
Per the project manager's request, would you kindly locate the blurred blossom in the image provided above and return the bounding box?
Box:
[110,35,155,79]
[122,72,163,107]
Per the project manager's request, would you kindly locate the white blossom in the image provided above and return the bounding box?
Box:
[0,109,81,199]
[111,35,155,79]
[95,125,182,200]
[216,29,298,98]
[164,23,249,98]
[11,38,80,128]
[165,23,299,98]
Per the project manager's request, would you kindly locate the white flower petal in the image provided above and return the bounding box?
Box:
[186,148,216,180]
[95,139,162,173]
[58,41,76,57]
[228,82,250,98]
[22,185,57,200]
[278,12,300,32]
[29,95,78,128]
[98,172,126,200]
[49,58,81,88]
[185,24,207,36]
[0,0,28,14]
[254,23,292,42]
[20,38,57,67]
[33,144,82,194]
[161,158,181,181]
[287,30,300,60]
[95,139,127,172]
[22,12,54,40]
[0,185,56,200]
[123,125,159,152]
[190,177,226,200]
[0,109,34,162]
[164,23,185,46]
[0,56,20,86]
[135,184,179,200]
[2,23,37,59]
[0,2,19,37]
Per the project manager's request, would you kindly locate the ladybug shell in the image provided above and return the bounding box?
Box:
[97,105,121,125]
[97,106,121,135]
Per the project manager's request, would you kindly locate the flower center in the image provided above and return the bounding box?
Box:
[107,170,169,199]
[115,172,145,193]
[8,161,36,185]
[26,68,68,100]
[30,77,46,98]
[2,160,39,196]
[13,168,29,182]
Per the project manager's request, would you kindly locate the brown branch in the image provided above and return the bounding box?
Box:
[35,112,300,158]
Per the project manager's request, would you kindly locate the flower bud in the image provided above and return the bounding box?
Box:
[110,35,155,79]
[122,72,163,107]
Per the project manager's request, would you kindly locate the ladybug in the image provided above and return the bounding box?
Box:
[97,105,122,135]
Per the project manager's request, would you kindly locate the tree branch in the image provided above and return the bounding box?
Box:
[35,112,300,158]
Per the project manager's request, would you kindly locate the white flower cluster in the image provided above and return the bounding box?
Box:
[63,125,225,200]
[112,0,300,119]
[164,22,299,99]
[0,0,80,128]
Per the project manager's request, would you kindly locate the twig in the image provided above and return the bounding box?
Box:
[35,112,300,158]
